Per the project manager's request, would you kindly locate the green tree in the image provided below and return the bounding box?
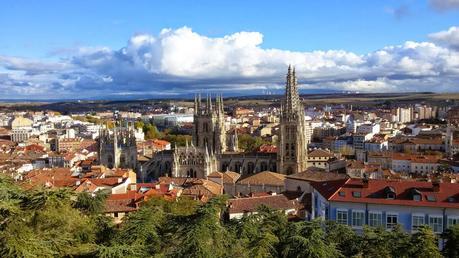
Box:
[143,123,162,139]
[134,120,144,130]
[164,134,192,147]
[73,190,108,215]
[387,224,412,258]
[409,225,442,258]
[238,134,267,152]
[280,220,340,258]
[443,224,459,258]
[166,196,230,258]
[0,187,97,257]
[325,221,360,257]
[113,202,166,255]
[360,226,392,258]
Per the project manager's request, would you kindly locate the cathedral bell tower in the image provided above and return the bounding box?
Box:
[277,65,308,174]
[193,94,227,154]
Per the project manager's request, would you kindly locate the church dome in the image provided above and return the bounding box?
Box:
[11,116,33,129]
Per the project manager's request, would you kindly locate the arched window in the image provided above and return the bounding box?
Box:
[235,162,242,173]
[187,168,197,178]
[260,162,268,171]
[107,155,114,169]
[165,161,171,174]
[247,162,255,174]
[222,162,230,171]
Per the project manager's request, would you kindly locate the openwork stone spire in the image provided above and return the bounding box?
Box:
[277,65,308,175]
[282,65,302,121]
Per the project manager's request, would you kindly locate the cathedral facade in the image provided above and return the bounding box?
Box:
[144,66,308,179]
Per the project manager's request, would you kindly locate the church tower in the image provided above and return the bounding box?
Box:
[193,94,227,154]
[277,65,308,174]
[99,123,137,170]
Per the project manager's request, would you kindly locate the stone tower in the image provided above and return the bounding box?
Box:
[99,123,137,170]
[277,65,308,174]
[193,94,227,154]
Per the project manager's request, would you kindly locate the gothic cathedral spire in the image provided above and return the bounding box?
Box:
[277,65,308,174]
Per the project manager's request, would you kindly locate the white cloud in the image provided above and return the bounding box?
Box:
[429,26,459,50]
[429,0,459,11]
[1,26,459,99]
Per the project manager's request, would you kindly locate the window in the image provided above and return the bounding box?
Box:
[413,194,421,201]
[386,213,398,229]
[352,191,361,198]
[336,210,348,225]
[412,214,425,231]
[426,195,437,202]
[369,212,382,227]
[429,216,443,233]
[447,217,459,228]
[338,191,345,197]
[352,210,365,228]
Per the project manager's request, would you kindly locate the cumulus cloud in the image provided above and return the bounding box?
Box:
[429,0,459,11]
[429,26,459,50]
[1,26,459,99]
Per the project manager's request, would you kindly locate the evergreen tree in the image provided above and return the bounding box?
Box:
[443,224,459,258]
[280,220,340,258]
[324,221,361,257]
[409,225,442,258]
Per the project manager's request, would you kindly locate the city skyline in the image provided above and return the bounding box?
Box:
[1,0,459,99]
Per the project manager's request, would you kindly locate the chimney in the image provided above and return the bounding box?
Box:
[362,174,369,188]
[432,179,441,192]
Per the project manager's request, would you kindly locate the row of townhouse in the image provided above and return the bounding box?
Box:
[311,178,459,237]
[388,137,444,153]
[391,153,440,175]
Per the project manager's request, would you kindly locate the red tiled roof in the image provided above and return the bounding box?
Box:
[308,149,334,158]
[80,177,125,187]
[105,199,138,213]
[257,144,277,153]
[237,171,285,186]
[228,194,297,214]
[311,179,349,199]
[287,170,348,182]
[315,178,459,209]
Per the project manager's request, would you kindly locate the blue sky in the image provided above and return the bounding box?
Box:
[1,0,459,99]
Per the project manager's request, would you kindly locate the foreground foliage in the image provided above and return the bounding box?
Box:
[0,175,457,257]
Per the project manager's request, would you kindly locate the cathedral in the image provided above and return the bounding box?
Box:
[144,66,308,179]
[98,124,138,170]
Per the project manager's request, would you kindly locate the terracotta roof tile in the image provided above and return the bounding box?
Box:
[237,171,285,186]
[317,178,459,209]
[228,194,297,214]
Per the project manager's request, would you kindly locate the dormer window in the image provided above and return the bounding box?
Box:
[384,186,396,199]
[411,188,422,201]
[352,191,361,198]
[387,193,395,199]
[426,195,437,202]
[339,191,345,197]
